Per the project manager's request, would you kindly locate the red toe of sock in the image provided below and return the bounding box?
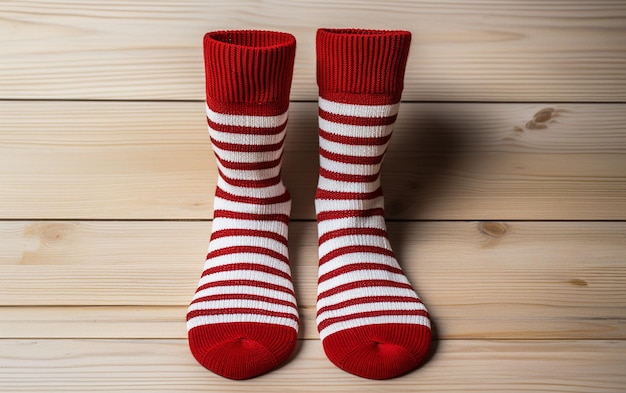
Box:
[188,322,298,380]
[198,336,278,380]
[322,324,432,379]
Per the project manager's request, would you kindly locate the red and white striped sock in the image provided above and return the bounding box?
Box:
[314,28,432,380]
[187,30,299,380]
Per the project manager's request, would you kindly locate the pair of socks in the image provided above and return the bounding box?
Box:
[186,28,431,380]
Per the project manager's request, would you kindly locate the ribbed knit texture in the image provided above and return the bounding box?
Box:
[315,28,432,380]
[187,30,298,380]
[204,30,295,115]
[316,28,411,105]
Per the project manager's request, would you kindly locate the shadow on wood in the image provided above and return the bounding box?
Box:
[384,104,479,220]
[384,103,487,346]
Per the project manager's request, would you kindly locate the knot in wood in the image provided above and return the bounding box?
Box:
[478,222,509,238]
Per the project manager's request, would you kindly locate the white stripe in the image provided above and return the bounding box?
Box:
[209,127,286,146]
[319,315,430,341]
[212,144,282,164]
[319,97,399,118]
[188,314,299,331]
[318,235,392,262]
[317,271,411,295]
[188,299,298,316]
[208,235,288,256]
[210,217,288,237]
[319,156,381,177]
[319,117,394,138]
[320,137,387,157]
[317,215,386,238]
[317,177,380,195]
[214,197,291,215]
[317,301,427,325]
[199,270,293,291]
[316,287,419,311]
[315,196,384,214]
[192,285,296,304]
[217,176,286,198]
[318,252,399,278]
[216,164,281,182]
[207,104,288,128]
[204,252,292,276]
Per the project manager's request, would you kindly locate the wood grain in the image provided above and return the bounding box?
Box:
[2,221,624,340]
[0,339,624,392]
[0,306,187,339]
[1,101,625,220]
[1,1,625,101]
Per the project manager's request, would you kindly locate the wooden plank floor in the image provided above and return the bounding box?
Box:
[1,1,625,392]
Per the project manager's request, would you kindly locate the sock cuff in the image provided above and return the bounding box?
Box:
[316,28,412,105]
[204,30,296,115]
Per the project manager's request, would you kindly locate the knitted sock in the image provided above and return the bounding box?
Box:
[187,30,299,380]
[314,28,432,380]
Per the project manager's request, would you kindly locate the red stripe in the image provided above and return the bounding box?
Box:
[196,279,295,296]
[316,208,385,222]
[202,263,291,281]
[318,227,388,245]
[208,117,287,135]
[207,245,289,265]
[211,228,288,245]
[317,280,413,300]
[319,108,397,126]
[215,187,291,205]
[320,148,385,165]
[218,169,281,188]
[213,210,290,224]
[191,293,297,309]
[317,295,422,315]
[316,187,383,201]
[319,129,392,146]
[187,308,298,322]
[319,245,395,266]
[211,136,284,153]
[214,152,283,170]
[318,262,403,283]
[317,309,429,331]
[319,167,379,183]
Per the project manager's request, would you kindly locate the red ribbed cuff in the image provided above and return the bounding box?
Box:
[316,28,412,105]
[204,30,296,115]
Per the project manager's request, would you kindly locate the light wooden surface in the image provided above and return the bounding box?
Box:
[2,101,625,220]
[1,1,625,392]
[2,340,624,393]
[2,0,626,101]
[1,221,625,341]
